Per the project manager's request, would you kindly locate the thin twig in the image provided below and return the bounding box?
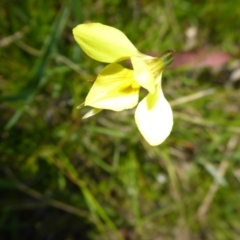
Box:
[197,136,239,222]
[53,54,88,75]
[16,40,88,75]
[4,168,92,220]
[16,41,41,56]
[0,27,28,48]
[170,88,215,107]
[174,112,240,134]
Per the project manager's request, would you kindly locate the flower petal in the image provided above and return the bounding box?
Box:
[73,23,140,63]
[135,83,173,146]
[85,63,140,111]
[131,55,165,93]
[76,102,85,109]
[83,108,102,119]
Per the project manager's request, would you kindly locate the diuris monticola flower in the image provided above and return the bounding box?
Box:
[73,23,173,146]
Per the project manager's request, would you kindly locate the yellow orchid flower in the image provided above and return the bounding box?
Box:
[73,23,173,146]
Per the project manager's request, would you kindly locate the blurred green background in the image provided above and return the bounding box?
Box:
[1,0,240,239]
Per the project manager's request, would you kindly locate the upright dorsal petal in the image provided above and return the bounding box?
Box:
[131,51,173,93]
[131,55,164,93]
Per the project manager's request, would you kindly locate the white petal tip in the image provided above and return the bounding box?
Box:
[135,87,173,146]
[82,108,102,119]
[76,102,85,109]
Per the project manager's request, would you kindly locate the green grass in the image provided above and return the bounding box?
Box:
[1,0,240,239]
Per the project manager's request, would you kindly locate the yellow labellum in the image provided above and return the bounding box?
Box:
[85,63,140,111]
